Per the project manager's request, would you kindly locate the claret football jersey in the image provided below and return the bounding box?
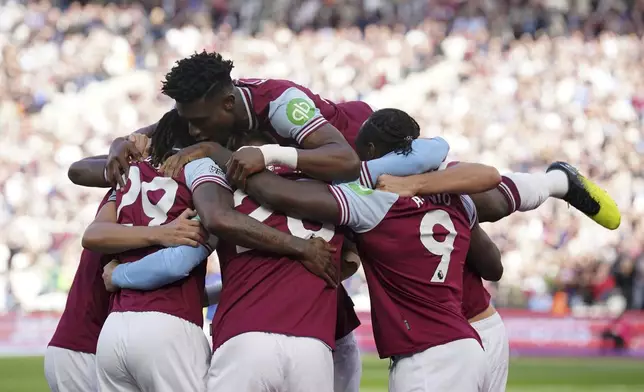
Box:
[327,181,481,358]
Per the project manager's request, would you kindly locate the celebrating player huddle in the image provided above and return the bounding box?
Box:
[45,51,621,392]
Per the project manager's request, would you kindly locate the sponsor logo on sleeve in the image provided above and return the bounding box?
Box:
[348,182,374,195]
[286,98,316,126]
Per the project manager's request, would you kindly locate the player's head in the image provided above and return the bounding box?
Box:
[150,108,197,166]
[162,51,235,144]
[355,108,420,161]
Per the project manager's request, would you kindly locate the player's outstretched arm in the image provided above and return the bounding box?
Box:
[205,143,342,224]
[293,126,360,182]
[82,204,205,254]
[465,223,503,281]
[68,155,109,187]
[359,137,450,188]
[377,162,501,197]
[194,182,336,262]
[108,244,212,291]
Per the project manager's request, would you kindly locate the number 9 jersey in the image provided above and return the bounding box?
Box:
[327,182,481,358]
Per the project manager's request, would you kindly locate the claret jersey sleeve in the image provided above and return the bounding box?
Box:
[268,87,329,144]
[184,158,232,192]
[328,181,399,233]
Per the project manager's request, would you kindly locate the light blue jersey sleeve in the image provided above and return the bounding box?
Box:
[268,87,329,145]
[328,181,398,233]
[111,244,212,290]
[358,137,450,188]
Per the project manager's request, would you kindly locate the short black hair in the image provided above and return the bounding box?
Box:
[357,108,421,156]
[161,51,234,103]
[150,108,195,166]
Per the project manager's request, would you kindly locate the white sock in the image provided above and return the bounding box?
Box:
[545,169,570,199]
[503,172,569,212]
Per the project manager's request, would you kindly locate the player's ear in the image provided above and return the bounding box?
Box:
[367,142,377,161]
[222,93,235,111]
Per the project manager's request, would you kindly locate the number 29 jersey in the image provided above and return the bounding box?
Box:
[110,159,221,327]
[327,182,481,358]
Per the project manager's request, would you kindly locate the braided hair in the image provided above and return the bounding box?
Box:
[161,51,235,103]
[149,108,194,166]
[356,108,420,157]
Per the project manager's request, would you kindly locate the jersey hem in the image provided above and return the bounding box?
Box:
[47,342,97,355]
[212,327,336,352]
[378,333,482,359]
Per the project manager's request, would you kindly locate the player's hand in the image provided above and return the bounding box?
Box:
[376,174,418,197]
[106,138,143,188]
[102,260,120,292]
[226,147,265,190]
[157,208,207,248]
[160,142,211,178]
[341,240,361,281]
[128,133,151,160]
[300,237,338,288]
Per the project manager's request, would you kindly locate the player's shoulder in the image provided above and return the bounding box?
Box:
[131,159,161,179]
[183,157,226,178]
[332,180,399,232]
[236,78,297,95]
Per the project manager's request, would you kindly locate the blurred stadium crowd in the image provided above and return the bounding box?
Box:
[0,0,643,316]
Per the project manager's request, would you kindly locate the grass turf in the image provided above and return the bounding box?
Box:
[1,356,643,391]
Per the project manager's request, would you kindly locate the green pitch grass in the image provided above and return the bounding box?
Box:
[1,356,643,391]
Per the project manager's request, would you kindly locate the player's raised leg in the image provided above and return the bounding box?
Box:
[491,163,620,229]
[389,338,486,392]
[44,346,97,392]
[333,331,362,392]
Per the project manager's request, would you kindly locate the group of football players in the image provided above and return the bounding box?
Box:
[44,51,621,392]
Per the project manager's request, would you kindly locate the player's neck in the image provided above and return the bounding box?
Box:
[233,87,251,130]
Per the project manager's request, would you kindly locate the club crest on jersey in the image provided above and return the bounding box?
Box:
[286,98,315,125]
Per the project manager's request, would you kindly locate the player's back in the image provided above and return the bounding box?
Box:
[212,167,344,350]
[344,187,481,358]
[49,191,113,354]
[235,78,371,149]
[111,161,207,327]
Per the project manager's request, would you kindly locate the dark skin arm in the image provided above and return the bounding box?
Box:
[67,123,156,188]
[227,126,361,185]
[68,155,109,187]
[210,143,504,282]
[205,143,342,223]
[168,126,361,188]
[291,125,360,182]
[465,223,503,281]
[193,182,338,287]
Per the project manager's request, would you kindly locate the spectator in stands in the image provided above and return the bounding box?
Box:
[0,0,642,317]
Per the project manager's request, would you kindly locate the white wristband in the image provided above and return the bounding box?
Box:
[257,144,298,169]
